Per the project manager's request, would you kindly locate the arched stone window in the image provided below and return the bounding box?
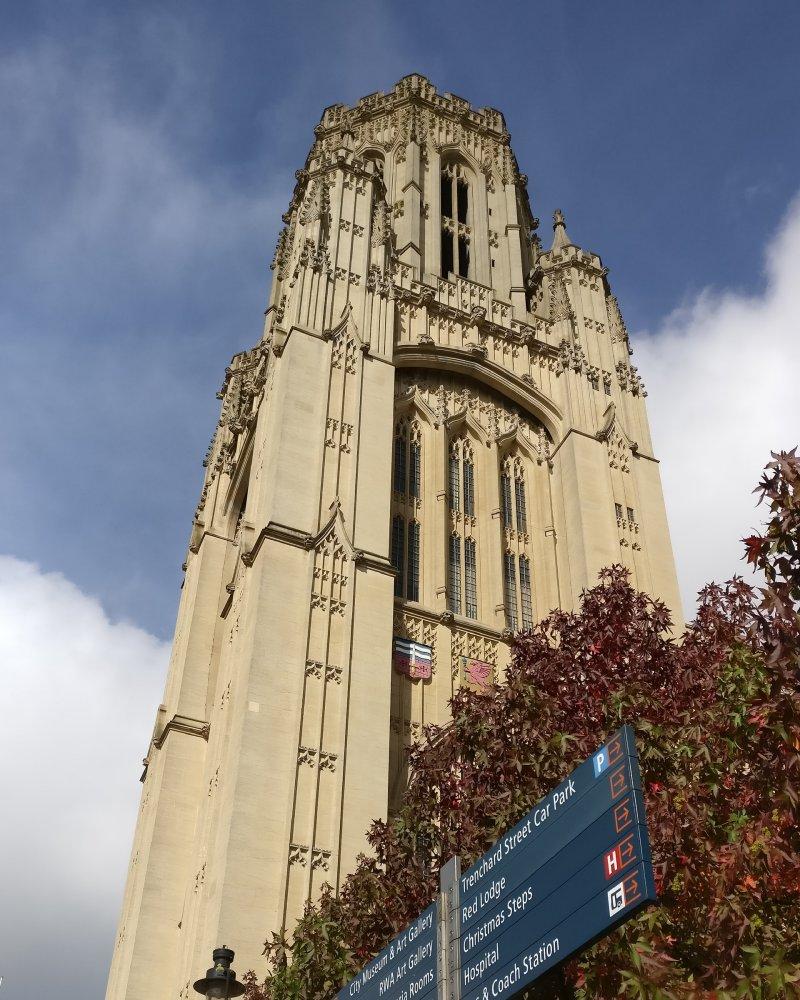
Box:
[449,437,475,514]
[500,456,527,532]
[393,418,421,497]
[441,159,471,279]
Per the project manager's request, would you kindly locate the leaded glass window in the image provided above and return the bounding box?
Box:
[519,554,533,629]
[391,516,405,598]
[500,473,512,527]
[407,521,420,602]
[504,552,518,632]
[464,537,477,619]
[448,535,462,614]
[515,476,527,532]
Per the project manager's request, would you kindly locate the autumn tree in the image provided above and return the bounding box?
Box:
[245,452,800,999]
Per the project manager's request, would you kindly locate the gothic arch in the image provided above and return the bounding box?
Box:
[496,425,540,465]
[393,351,563,443]
[445,406,490,448]
[595,402,638,452]
[394,386,438,428]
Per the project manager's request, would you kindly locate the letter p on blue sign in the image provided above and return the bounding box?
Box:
[593,747,609,777]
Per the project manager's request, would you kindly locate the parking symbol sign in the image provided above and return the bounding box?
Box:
[593,746,609,777]
[607,880,626,916]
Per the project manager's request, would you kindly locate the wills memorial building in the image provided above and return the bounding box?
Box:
[106,76,682,1000]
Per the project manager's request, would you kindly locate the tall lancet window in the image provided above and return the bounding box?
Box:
[500,472,513,527]
[463,451,475,517]
[464,538,478,619]
[407,521,420,602]
[393,426,407,494]
[500,457,527,533]
[501,454,533,630]
[392,417,422,602]
[503,552,518,632]
[519,555,533,630]
[391,515,405,599]
[448,435,478,619]
[515,476,527,532]
[441,160,470,279]
[448,534,462,614]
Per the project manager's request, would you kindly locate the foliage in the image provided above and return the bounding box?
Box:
[245,452,800,1000]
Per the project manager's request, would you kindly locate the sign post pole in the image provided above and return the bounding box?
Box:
[439,856,461,1000]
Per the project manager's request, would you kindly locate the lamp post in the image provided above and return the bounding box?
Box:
[193,946,245,999]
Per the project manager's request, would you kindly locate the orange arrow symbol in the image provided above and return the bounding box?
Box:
[620,835,636,864]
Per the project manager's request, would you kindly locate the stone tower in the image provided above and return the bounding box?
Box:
[106,75,682,1000]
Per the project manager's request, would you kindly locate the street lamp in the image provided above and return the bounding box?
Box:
[193,946,245,999]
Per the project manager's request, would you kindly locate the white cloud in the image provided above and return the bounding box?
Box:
[0,556,168,999]
[634,195,800,613]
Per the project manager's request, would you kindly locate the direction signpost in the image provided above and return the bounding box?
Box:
[338,903,438,1000]
[338,725,656,1000]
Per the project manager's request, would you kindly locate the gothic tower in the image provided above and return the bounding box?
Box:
[106,75,682,1000]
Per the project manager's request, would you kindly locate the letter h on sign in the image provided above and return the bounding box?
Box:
[604,845,621,879]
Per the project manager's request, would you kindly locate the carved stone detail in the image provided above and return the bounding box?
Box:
[289,844,310,866]
[305,659,323,679]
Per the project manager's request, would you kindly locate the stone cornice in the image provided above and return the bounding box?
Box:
[241,520,394,576]
[394,598,510,643]
[548,425,657,464]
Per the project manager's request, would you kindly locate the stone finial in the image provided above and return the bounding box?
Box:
[551,208,572,251]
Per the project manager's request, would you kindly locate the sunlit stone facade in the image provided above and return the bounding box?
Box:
[106,75,682,1000]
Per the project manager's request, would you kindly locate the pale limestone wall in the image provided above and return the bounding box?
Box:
[106,75,683,1000]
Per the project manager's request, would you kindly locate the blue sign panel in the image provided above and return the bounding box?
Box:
[338,725,655,1000]
[458,725,656,997]
[461,862,654,1000]
[460,727,640,905]
[337,902,437,1000]
[460,790,650,957]
[460,758,643,934]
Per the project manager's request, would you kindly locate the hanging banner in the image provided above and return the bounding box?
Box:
[393,637,433,680]
[459,656,494,691]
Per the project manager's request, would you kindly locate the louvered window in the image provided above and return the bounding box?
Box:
[441,163,470,279]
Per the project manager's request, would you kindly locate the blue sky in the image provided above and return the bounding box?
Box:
[1,3,799,999]
[2,1,799,639]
